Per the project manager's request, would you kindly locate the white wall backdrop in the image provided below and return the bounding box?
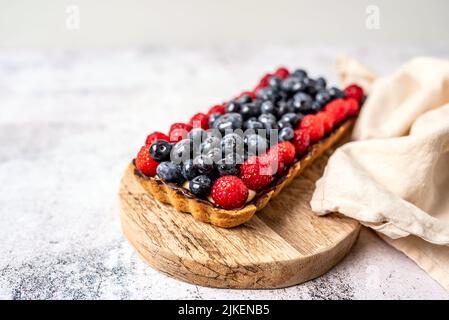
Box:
[0,0,448,48]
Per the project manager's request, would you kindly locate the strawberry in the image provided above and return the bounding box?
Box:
[345,98,360,117]
[344,84,364,103]
[211,176,249,210]
[316,112,335,134]
[274,67,289,79]
[189,112,209,130]
[135,146,159,177]
[239,156,273,190]
[298,114,324,143]
[145,131,169,146]
[207,104,225,116]
[268,141,296,166]
[324,99,347,124]
[169,123,192,143]
[293,129,310,156]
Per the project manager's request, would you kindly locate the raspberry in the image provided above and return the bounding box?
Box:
[211,176,249,210]
[258,73,272,88]
[145,131,169,146]
[345,98,360,117]
[189,112,209,130]
[324,99,347,124]
[169,123,192,143]
[268,141,296,166]
[261,152,285,176]
[298,114,324,143]
[344,84,364,103]
[135,146,159,177]
[293,129,310,156]
[274,67,290,79]
[207,104,225,116]
[239,156,273,190]
[316,112,335,134]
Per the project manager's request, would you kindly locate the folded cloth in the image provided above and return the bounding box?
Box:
[311,56,449,290]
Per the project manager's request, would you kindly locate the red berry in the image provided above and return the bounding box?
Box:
[268,141,296,166]
[211,176,249,210]
[207,104,225,116]
[239,156,274,190]
[316,112,335,134]
[324,99,347,124]
[293,129,310,156]
[299,114,325,143]
[274,67,289,79]
[344,84,364,103]
[189,112,209,130]
[145,131,169,146]
[261,152,285,176]
[135,146,159,177]
[169,123,192,143]
[259,73,272,87]
[345,98,360,117]
[237,91,256,100]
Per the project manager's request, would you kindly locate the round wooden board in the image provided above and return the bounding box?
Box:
[118,148,360,289]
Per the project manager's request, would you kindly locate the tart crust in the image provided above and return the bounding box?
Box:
[132,119,354,228]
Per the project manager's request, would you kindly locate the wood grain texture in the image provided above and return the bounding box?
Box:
[118,146,360,289]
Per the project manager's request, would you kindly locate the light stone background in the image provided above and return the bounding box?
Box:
[1,46,449,299]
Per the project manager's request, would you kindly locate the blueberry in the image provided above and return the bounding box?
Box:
[261,100,275,114]
[304,78,317,96]
[213,113,243,133]
[293,92,314,113]
[328,87,345,99]
[156,161,184,184]
[310,101,323,113]
[193,155,214,175]
[181,159,199,180]
[221,133,244,157]
[315,90,332,106]
[315,77,327,90]
[170,139,192,164]
[244,134,268,156]
[149,140,172,162]
[188,128,207,143]
[292,69,308,80]
[277,120,293,130]
[280,77,296,92]
[258,113,277,124]
[225,101,241,113]
[237,94,252,104]
[189,175,212,197]
[244,119,264,131]
[200,135,221,154]
[276,101,294,118]
[264,120,279,131]
[256,87,277,101]
[208,112,222,128]
[205,147,222,163]
[240,102,261,120]
[279,127,294,141]
[216,158,240,176]
[281,112,300,126]
[268,76,282,89]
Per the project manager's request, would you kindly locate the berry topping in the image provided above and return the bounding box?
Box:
[274,67,290,79]
[258,73,272,88]
[316,111,335,133]
[261,151,285,175]
[149,140,172,162]
[207,104,225,116]
[216,158,240,176]
[189,175,212,198]
[279,127,294,141]
[293,129,310,156]
[145,131,169,146]
[323,98,347,124]
[156,161,184,184]
[169,123,192,143]
[213,113,243,133]
[211,176,249,210]
[193,155,214,175]
[135,146,159,177]
[269,141,296,166]
[345,98,360,117]
[344,84,364,103]
[299,114,325,143]
[189,113,209,130]
[181,159,199,181]
[239,156,273,190]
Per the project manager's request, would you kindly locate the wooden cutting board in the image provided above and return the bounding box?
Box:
[118,147,360,289]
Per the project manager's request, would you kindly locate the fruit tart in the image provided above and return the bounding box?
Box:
[132,67,365,228]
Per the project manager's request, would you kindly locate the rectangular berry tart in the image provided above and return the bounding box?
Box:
[132,67,364,228]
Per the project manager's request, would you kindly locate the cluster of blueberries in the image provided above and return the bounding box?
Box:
[149,69,343,197]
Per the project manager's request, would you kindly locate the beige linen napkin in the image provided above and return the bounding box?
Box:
[311,56,449,290]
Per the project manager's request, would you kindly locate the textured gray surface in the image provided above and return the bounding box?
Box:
[0,47,448,299]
